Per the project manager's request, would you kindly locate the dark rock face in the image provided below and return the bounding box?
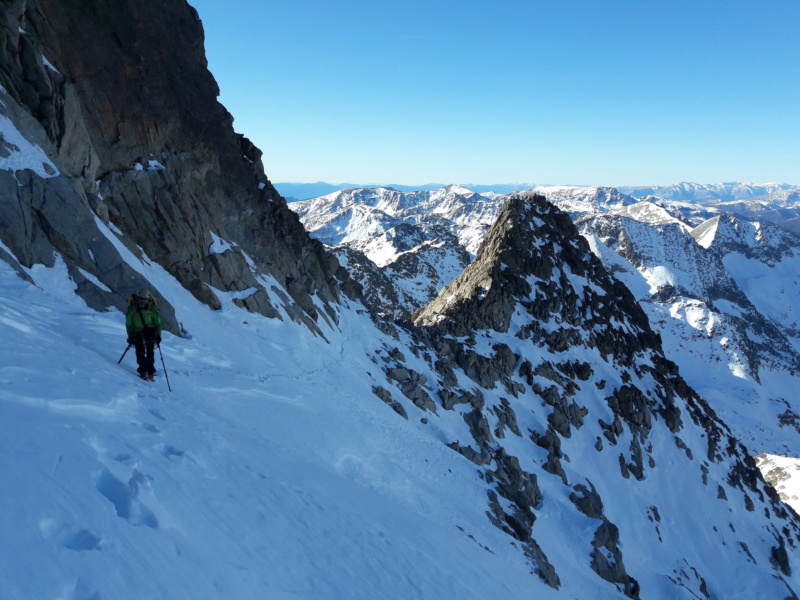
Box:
[0,0,354,335]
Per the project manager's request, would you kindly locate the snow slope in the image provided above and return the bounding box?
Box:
[0,244,558,600]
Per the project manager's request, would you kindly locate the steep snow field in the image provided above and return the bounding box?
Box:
[0,241,564,599]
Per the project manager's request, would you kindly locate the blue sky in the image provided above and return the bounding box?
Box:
[189,0,800,186]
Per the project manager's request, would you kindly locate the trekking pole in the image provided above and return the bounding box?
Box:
[157,344,172,392]
[117,343,132,364]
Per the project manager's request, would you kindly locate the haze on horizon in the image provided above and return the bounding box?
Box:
[189,0,800,187]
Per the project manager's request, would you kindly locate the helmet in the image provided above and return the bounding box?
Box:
[137,288,151,299]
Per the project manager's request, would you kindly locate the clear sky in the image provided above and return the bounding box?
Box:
[188,0,800,187]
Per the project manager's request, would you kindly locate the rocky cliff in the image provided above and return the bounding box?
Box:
[0,0,356,336]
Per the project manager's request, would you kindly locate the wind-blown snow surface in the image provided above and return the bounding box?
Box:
[0,252,559,600]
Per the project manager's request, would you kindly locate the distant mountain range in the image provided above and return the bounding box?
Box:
[289,181,800,235]
[274,181,537,201]
[617,181,800,202]
[277,180,800,203]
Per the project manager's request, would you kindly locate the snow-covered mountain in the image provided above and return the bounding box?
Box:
[292,185,503,259]
[575,203,800,459]
[295,183,800,512]
[3,2,800,599]
[290,185,640,315]
[410,194,800,596]
[618,181,800,202]
[291,186,502,315]
[525,185,638,219]
[619,182,800,235]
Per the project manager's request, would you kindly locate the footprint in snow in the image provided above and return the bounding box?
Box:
[111,452,136,466]
[140,422,160,434]
[39,519,102,551]
[129,420,160,434]
[148,408,166,421]
[158,443,186,461]
[95,468,159,529]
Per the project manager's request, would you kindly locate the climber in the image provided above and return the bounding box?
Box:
[125,288,162,381]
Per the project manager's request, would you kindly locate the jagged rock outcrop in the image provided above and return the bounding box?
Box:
[0,0,356,336]
[414,195,658,361]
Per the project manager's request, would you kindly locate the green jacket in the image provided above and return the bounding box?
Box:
[126,297,163,338]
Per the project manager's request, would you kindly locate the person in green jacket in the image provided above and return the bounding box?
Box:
[125,288,162,381]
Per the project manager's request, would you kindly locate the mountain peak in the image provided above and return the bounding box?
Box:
[414,195,655,359]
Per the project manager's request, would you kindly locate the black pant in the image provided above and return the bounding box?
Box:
[134,337,156,376]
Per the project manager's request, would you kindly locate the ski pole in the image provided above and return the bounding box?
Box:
[117,343,132,364]
[157,344,172,392]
